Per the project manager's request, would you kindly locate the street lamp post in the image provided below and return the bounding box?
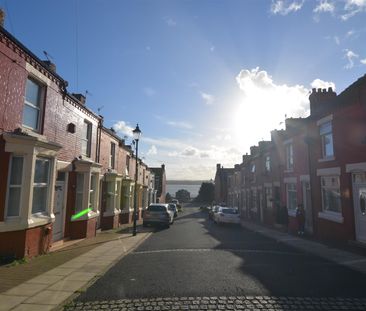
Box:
[132,124,142,236]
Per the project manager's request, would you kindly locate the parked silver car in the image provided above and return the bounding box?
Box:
[143,204,174,227]
[168,203,178,218]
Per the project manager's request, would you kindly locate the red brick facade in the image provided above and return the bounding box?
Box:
[222,75,366,246]
[0,26,158,259]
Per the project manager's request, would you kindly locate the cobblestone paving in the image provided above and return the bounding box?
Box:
[64,296,366,310]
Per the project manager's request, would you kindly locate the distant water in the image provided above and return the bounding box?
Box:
[166,184,201,198]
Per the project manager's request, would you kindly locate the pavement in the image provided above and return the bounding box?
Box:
[0,223,152,311]
[241,220,366,274]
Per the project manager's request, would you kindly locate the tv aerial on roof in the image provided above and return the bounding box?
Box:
[43,50,54,62]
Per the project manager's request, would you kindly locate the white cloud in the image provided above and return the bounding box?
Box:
[344,49,359,69]
[147,145,157,156]
[346,29,355,37]
[310,79,336,91]
[235,67,310,149]
[200,92,215,105]
[181,147,198,157]
[334,36,340,45]
[210,45,215,52]
[314,0,335,13]
[167,121,193,129]
[361,58,366,65]
[143,87,156,97]
[165,17,177,27]
[271,0,304,15]
[341,0,366,20]
[113,121,134,137]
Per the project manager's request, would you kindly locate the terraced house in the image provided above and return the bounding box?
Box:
[221,74,366,246]
[0,24,157,259]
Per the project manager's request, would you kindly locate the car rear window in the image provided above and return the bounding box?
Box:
[148,205,166,212]
[221,208,238,214]
[168,204,176,210]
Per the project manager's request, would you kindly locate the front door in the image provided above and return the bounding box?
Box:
[53,180,65,242]
[353,184,366,243]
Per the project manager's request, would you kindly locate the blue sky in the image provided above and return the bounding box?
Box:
[2,0,366,180]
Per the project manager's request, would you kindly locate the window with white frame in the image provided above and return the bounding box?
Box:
[286,143,293,170]
[6,156,24,217]
[32,157,51,214]
[89,173,97,209]
[321,176,341,213]
[320,121,334,158]
[265,155,271,172]
[110,142,116,169]
[23,78,43,131]
[75,173,85,212]
[106,181,117,211]
[81,121,92,157]
[286,183,297,210]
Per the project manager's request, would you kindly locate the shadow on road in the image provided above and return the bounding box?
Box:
[195,207,366,298]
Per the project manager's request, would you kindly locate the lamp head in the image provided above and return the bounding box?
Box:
[132,124,142,140]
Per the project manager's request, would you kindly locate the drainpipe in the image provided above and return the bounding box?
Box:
[96,116,103,163]
[305,131,317,237]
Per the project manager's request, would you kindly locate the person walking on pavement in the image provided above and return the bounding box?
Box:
[296,204,305,235]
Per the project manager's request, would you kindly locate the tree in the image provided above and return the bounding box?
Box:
[165,192,172,203]
[195,182,214,204]
[175,189,191,203]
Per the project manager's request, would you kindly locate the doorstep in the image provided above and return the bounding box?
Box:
[50,238,85,253]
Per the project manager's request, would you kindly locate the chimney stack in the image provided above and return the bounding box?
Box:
[0,8,5,27]
[72,93,86,105]
[42,60,56,73]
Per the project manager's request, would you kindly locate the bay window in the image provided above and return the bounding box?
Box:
[75,173,85,213]
[32,157,51,214]
[6,156,24,217]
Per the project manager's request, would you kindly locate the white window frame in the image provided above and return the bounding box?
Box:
[110,142,116,169]
[81,121,92,158]
[31,157,51,215]
[319,121,334,160]
[75,173,85,213]
[320,175,341,214]
[71,161,102,221]
[1,132,61,232]
[22,77,45,132]
[286,143,294,171]
[265,155,271,173]
[5,155,24,218]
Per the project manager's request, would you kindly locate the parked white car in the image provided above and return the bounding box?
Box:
[214,207,240,225]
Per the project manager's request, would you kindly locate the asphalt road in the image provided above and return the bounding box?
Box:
[72,205,366,304]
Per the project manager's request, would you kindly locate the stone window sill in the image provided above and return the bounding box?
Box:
[318,157,335,163]
[318,211,344,223]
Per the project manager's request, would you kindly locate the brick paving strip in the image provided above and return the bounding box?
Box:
[63,296,366,310]
[0,226,152,311]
